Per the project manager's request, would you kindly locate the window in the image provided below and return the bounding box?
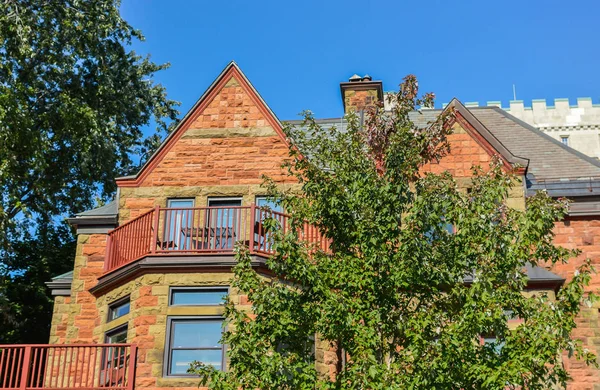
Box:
[206,198,242,250]
[425,216,454,242]
[560,136,569,146]
[255,196,284,251]
[164,287,228,376]
[164,199,195,250]
[108,297,130,321]
[167,318,224,375]
[104,325,128,376]
[256,196,283,213]
[170,288,228,306]
[106,325,128,344]
[482,336,504,354]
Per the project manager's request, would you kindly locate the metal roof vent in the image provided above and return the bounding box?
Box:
[349,74,362,82]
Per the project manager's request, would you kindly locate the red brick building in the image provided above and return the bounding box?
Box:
[3,62,600,390]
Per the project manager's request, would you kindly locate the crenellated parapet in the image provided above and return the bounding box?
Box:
[443,98,600,129]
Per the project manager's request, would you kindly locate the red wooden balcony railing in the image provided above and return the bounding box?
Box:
[0,344,136,390]
[105,205,330,274]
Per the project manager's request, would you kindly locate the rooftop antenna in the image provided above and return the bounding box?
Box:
[512,84,517,100]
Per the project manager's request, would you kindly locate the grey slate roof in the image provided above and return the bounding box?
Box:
[471,107,600,180]
[75,200,118,217]
[46,271,73,296]
[51,270,74,281]
[463,263,564,288]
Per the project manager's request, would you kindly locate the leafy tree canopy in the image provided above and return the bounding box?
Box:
[0,0,178,342]
[191,76,597,389]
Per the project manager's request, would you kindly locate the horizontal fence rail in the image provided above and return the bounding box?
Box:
[0,344,136,390]
[105,205,331,274]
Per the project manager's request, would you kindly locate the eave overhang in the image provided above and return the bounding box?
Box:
[45,272,73,296]
[89,254,272,297]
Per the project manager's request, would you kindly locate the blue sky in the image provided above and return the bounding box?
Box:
[121,0,600,121]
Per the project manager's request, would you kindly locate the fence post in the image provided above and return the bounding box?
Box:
[126,345,137,390]
[151,206,160,253]
[104,235,112,272]
[249,204,256,253]
[19,346,31,390]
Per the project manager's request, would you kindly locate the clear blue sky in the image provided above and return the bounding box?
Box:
[121,0,600,121]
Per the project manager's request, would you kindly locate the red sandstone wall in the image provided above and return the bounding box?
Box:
[421,126,492,177]
[554,217,600,389]
[138,76,292,188]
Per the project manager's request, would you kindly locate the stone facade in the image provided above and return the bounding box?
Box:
[49,233,107,344]
[47,64,600,389]
[553,216,600,388]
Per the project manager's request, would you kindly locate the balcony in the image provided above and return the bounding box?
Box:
[105,205,329,275]
[0,344,136,390]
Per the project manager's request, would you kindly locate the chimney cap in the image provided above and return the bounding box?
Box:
[349,74,362,82]
[362,74,372,81]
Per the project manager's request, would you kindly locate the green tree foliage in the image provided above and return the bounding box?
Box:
[0,0,178,342]
[191,76,597,389]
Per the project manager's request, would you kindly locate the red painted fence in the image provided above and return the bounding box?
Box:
[105,205,330,274]
[0,344,136,390]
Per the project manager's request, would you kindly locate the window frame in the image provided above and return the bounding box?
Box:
[164,316,226,377]
[105,323,128,344]
[560,135,569,146]
[255,196,283,212]
[163,198,196,250]
[107,296,131,322]
[169,286,229,307]
[207,197,243,207]
[166,198,196,208]
[103,324,129,379]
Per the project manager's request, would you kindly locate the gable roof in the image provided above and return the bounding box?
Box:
[445,99,529,170]
[471,107,600,180]
[115,61,287,187]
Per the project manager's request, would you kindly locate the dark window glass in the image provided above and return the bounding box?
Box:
[171,288,228,306]
[164,199,195,250]
[108,298,130,321]
[106,326,128,344]
[205,198,242,250]
[167,319,224,375]
[104,325,128,371]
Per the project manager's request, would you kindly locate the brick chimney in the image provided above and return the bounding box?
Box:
[340,74,384,113]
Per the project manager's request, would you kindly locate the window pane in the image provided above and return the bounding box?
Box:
[168,199,195,208]
[208,199,242,207]
[109,300,130,321]
[165,199,195,250]
[483,337,504,353]
[172,321,222,348]
[171,289,227,306]
[206,199,241,249]
[106,328,128,344]
[170,349,222,374]
[256,197,282,213]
